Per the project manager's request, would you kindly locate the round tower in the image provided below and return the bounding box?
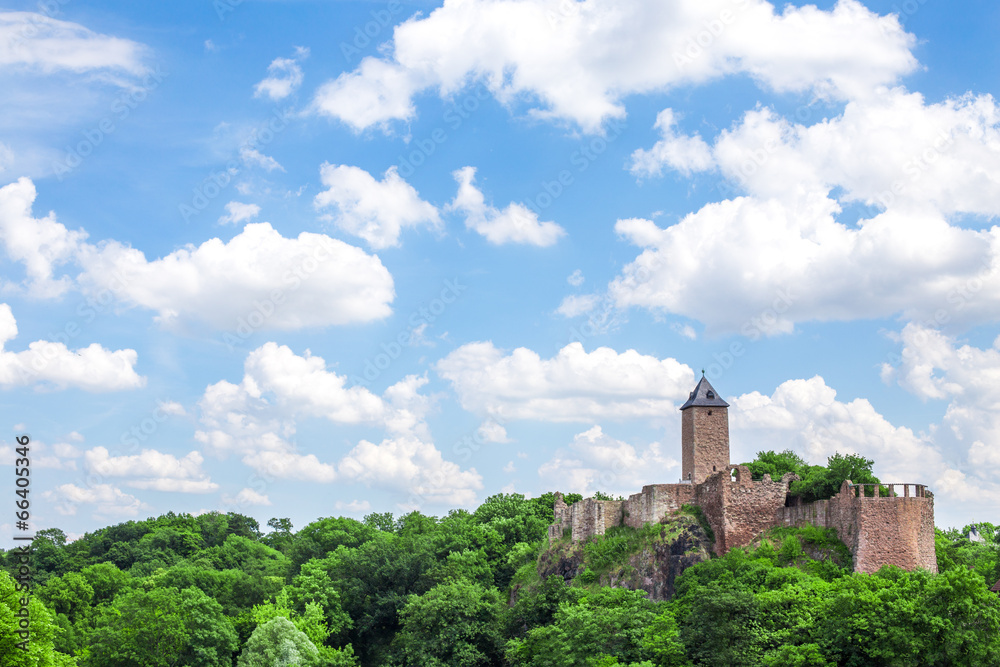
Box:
[680,374,730,484]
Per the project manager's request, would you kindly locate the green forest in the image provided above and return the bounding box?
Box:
[2,452,999,667]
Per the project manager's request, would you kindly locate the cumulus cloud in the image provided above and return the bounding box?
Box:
[84,446,217,493]
[311,58,420,131]
[728,374,1000,524]
[613,88,1000,334]
[218,201,261,226]
[314,163,441,249]
[556,294,599,318]
[608,197,1000,336]
[42,483,147,517]
[0,177,86,298]
[448,167,565,246]
[253,47,308,100]
[335,499,371,512]
[310,0,916,132]
[0,11,147,76]
[0,303,144,391]
[1,179,397,333]
[224,487,272,506]
[340,434,483,506]
[538,425,678,497]
[881,324,1000,492]
[673,89,1000,216]
[629,109,713,177]
[195,343,481,505]
[436,341,693,422]
[77,222,395,331]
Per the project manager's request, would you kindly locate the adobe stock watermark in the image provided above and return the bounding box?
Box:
[704,287,795,382]
[873,130,955,209]
[340,0,403,62]
[673,0,752,71]
[179,106,292,221]
[7,0,71,51]
[349,278,467,387]
[14,270,131,384]
[395,85,492,179]
[522,118,626,217]
[53,65,168,180]
[214,0,244,20]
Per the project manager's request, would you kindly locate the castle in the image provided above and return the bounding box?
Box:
[548,376,937,574]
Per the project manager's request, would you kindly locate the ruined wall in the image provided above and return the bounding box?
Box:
[549,479,936,575]
[696,466,795,554]
[623,484,696,529]
[682,407,730,484]
[778,482,937,573]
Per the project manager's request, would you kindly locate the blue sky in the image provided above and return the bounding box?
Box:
[2,0,999,543]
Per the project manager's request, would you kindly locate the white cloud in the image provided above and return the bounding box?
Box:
[448,167,565,246]
[224,488,272,506]
[629,109,714,177]
[614,88,1000,334]
[608,196,1000,336]
[195,343,480,505]
[339,434,483,506]
[310,0,915,132]
[253,48,308,101]
[477,419,510,443]
[882,324,1000,478]
[239,147,284,172]
[311,58,420,131]
[335,499,371,513]
[503,461,516,473]
[42,483,146,517]
[0,11,147,76]
[84,446,217,493]
[539,425,678,497]
[567,269,585,287]
[314,163,441,249]
[157,400,186,417]
[729,373,1000,525]
[710,89,1000,215]
[218,201,261,225]
[77,222,395,331]
[2,180,397,332]
[0,439,77,469]
[436,341,693,422]
[0,177,86,298]
[0,303,144,392]
[556,294,599,318]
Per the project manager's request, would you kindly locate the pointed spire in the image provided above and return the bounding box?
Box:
[680,375,729,410]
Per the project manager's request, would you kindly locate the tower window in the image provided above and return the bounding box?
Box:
[707,390,715,399]
[708,410,713,415]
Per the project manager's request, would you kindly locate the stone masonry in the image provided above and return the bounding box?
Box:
[548,376,937,574]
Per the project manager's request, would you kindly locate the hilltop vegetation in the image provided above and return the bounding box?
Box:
[1,490,999,666]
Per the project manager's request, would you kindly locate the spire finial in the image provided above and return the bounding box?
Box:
[701,368,705,377]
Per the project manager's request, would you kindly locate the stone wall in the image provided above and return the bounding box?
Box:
[547,478,936,575]
[695,466,796,554]
[777,481,937,573]
[623,484,696,529]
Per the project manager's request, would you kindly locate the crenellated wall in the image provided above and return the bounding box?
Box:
[548,476,937,574]
[777,481,937,573]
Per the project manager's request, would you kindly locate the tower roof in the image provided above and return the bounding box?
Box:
[680,375,729,410]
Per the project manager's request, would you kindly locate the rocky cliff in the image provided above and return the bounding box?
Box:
[535,511,713,602]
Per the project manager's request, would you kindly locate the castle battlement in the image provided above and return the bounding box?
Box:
[547,377,937,574]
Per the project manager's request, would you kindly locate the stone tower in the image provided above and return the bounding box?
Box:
[680,375,730,484]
